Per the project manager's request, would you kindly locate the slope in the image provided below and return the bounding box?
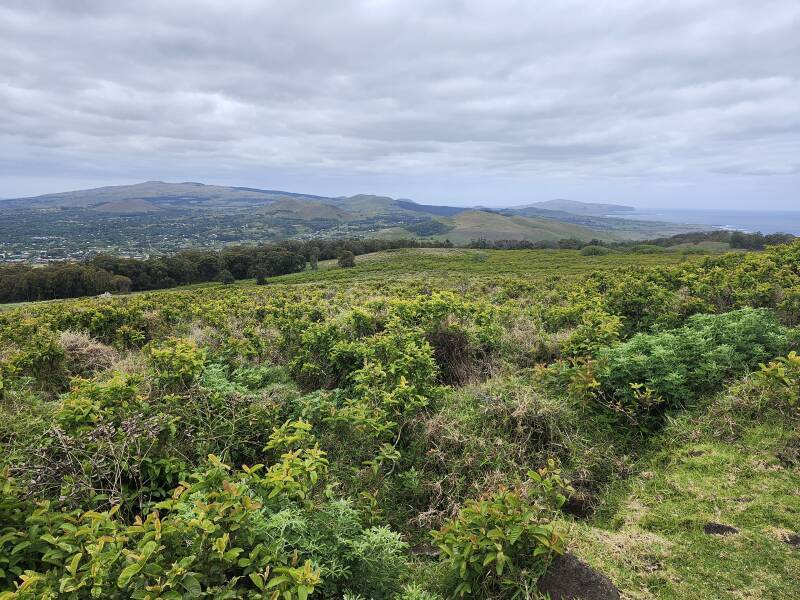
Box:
[570,374,800,599]
[521,198,635,215]
[431,209,612,243]
[0,181,331,209]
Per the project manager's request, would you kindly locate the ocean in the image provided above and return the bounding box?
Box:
[621,209,800,236]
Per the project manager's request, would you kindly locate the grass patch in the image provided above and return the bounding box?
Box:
[569,380,800,599]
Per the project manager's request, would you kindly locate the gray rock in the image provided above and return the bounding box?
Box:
[538,553,621,600]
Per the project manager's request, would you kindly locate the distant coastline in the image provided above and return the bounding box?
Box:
[620,209,800,235]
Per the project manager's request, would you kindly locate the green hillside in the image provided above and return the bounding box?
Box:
[1,241,798,598]
[260,197,353,221]
[429,210,611,243]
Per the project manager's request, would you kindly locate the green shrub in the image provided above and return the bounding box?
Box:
[147,338,207,391]
[681,246,709,255]
[431,463,570,598]
[395,583,445,600]
[338,250,356,268]
[55,372,140,434]
[5,324,67,390]
[580,245,610,256]
[755,351,800,407]
[0,433,409,599]
[563,310,623,357]
[217,269,235,284]
[630,244,665,254]
[592,308,789,423]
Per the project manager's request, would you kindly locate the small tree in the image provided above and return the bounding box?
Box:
[309,250,319,271]
[217,269,235,285]
[111,275,132,293]
[254,266,268,285]
[338,250,356,269]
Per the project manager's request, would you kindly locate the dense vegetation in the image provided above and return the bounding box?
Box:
[468,229,795,251]
[4,230,791,306]
[0,239,452,304]
[0,241,798,598]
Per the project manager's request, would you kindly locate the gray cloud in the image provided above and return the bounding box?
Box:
[0,0,798,207]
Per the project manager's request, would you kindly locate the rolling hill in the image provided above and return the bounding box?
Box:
[428,210,609,243]
[0,181,337,210]
[0,181,709,256]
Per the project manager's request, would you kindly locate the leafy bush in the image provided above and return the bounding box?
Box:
[0,434,409,599]
[147,338,207,391]
[592,308,789,422]
[431,463,570,598]
[756,351,800,407]
[563,310,623,357]
[580,245,611,256]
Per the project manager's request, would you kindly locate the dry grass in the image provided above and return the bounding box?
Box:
[59,331,119,375]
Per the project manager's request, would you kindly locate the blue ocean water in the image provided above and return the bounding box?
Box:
[622,209,800,235]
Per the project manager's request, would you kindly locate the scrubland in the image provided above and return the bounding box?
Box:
[0,244,798,599]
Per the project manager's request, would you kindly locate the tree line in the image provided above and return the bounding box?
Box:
[1,231,794,304]
[467,230,795,251]
[0,238,451,303]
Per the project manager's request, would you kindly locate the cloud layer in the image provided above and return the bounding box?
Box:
[1,0,798,207]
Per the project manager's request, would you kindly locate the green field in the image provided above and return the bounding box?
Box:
[271,247,708,284]
[0,243,798,599]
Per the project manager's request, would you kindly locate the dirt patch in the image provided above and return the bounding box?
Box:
[563,494,594,519]
[703,522,739,536]
[538,553,621,600]
[782,532,800,549]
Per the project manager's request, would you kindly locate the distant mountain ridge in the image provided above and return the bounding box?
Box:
[0,181,325,209]
[511,198,635,215]
[3,181,630,216]
[0,181,707,255]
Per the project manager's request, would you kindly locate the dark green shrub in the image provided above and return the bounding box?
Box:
[580,245,610,256]
[338,250,356,268]
[630,244,665,254]
[217,269,235,284]
[593,308,789,422]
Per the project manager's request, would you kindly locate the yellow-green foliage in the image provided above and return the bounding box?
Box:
[756,351,800,406]
[1,242,799,599]
[432,463,571,597]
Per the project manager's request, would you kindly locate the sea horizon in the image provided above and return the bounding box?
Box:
[622,208,800,236]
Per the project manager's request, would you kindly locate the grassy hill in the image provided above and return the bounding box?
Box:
[429,210,613,243]
[260,197,353,221]
[1,242,797,598]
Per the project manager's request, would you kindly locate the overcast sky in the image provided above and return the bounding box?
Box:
[1,0,798,208]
